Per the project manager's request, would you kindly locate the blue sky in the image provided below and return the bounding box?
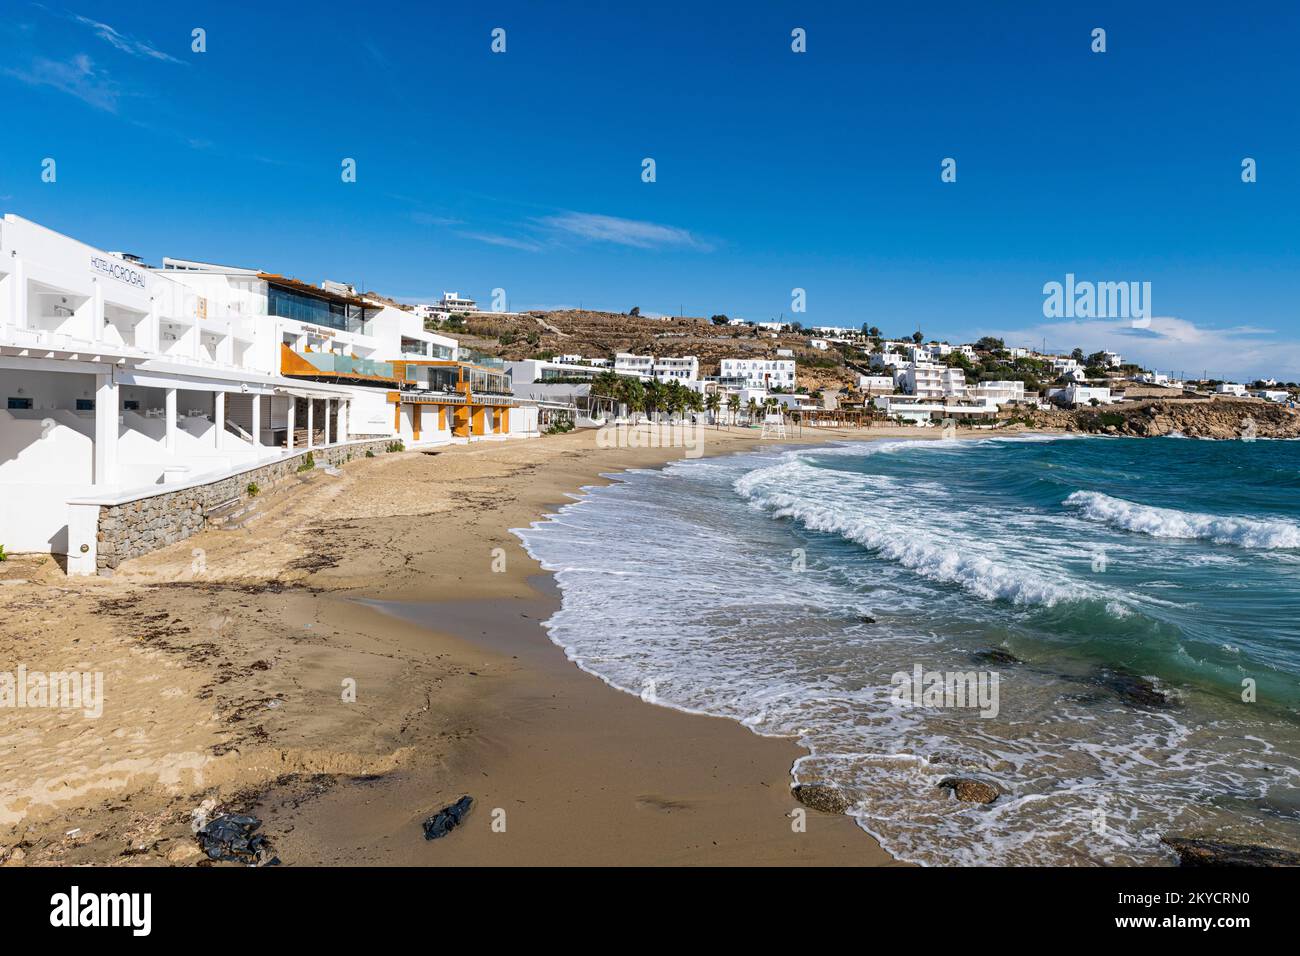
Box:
[2,1,1298,379]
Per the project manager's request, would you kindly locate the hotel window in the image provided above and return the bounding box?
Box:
[76,399,95,411]
[7,397,33,410]
[267,285,369,334]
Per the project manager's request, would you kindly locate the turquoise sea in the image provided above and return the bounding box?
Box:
[516,435,1300,865]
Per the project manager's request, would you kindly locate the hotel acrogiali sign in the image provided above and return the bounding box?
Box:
[89,255,146,289]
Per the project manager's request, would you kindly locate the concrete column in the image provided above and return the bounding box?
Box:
[338,401,349,443]
[286,396,296,451]
[93,372,119,486]
[307,399,315,449]
[10,255,27,331]
[91,279,104,344]
[251,392,262,451]
[165,388,177,453]
[214,391,225,451]
[148,297,161,353]
[323,399,332,446]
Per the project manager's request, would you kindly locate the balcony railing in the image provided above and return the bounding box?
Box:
[297,351,415,381]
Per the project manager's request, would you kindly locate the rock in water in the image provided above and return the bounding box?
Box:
[1079,666,1177,710]
[937,777,1001,804]
[423,796,474,840]
[792,783,851,814]
[1162,837,1300,867]
[972,647,1022,666]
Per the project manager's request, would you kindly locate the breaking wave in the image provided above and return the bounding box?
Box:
[1066,490,1300,549]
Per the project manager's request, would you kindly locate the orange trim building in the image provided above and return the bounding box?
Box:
[279,345,517,441]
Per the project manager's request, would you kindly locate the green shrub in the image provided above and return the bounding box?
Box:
[386,441,405,453]
[297,452,316,473]
[246,482,260,497]
[0,544,7,562]
[365,450,375,458]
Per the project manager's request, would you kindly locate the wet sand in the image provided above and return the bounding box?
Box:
[0,423,956,866]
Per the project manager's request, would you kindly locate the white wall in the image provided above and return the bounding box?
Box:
[0,408,94,553]
[509,405,539,437]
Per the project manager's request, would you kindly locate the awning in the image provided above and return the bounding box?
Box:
[114,367,277,395]
[274,385,348,401]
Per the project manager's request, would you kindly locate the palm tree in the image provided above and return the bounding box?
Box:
[642,379,665,422]
[591,370,621,398]
[686,388,704,425]
[746,397,758,424]
[590,370,621,420]
[727,394,741,425]
[705,392,721,427]
[619,376,646,423]
[663,380,685,421]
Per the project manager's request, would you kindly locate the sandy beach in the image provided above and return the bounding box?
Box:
[0,423,963,867]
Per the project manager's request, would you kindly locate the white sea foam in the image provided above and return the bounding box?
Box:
[512,438,1300,866]
[735,451,1100,608]
[1065,490,1300,549]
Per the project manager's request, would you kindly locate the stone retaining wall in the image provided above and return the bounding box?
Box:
[94,439,398,572]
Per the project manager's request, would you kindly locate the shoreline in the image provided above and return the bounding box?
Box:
[2,423,958,866]
[295,429,914,865]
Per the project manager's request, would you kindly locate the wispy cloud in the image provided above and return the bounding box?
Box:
[989,315,1300,382]
[411,211,464,227]
[74,16,182,64]
[4,53,120,112]
[457,231,545,253]
[536,211,711,250]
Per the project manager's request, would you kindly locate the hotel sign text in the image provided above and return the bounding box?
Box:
[89,255,146,289]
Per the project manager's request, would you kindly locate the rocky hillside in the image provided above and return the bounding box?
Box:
[1019,398,1300,439]
[441,309,861,394]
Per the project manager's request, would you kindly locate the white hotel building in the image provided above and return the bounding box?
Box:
[967,380,1026,404]
[614,352,655,379]
[0,215,536,574]
[896,361,967,400]
[720,358,796,389]
[653,355,700,385]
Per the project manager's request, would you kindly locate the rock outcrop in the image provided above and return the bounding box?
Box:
[1162,836,1300,867]
[1018,398,1300,440]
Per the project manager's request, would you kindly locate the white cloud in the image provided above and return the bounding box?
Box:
[410,211,463,227]
[456,231,544,253]
[74,16,181,64]
[4,53,120,112]
[987,315,1300,383]
[536,211,710,250]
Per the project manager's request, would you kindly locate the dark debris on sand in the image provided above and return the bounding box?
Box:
[423,796,473,840]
